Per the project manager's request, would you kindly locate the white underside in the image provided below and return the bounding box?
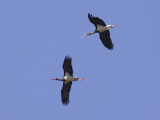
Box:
[63,73,76,84]
[97,24,108,32]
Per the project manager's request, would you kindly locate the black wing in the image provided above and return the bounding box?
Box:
[61,81,72,105]
[88,13,106,28]
[99,30,114,49]
[63,56,73,76]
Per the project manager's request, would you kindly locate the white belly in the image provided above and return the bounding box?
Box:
[97,24,108,32]
[64,73,74,81]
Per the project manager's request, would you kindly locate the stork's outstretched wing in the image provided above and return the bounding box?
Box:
[63,56,73,76]
[99,30,114,49]
[88,13,106,28]
[61,81,72,105]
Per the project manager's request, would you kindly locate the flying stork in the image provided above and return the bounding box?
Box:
[82,13,118,50]
[50,56,84,105]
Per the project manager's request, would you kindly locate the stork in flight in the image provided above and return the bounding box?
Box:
[50,56,84,105]
[82,13,118,50]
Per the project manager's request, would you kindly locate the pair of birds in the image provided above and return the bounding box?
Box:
[51,14,118,105]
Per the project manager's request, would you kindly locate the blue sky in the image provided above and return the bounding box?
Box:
[0,0,160,120]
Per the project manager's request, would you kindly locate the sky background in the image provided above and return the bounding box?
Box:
[0,0,160,120]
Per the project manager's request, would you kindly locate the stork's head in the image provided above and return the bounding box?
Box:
[50,78,64,81]
[82,32,95,38]
[106,25,118,29]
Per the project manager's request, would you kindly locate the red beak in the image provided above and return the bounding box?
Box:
[82,33,89,38]
[78,78,84,80]
[50,78,57,80]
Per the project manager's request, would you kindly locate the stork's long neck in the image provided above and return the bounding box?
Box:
[89,31,97,35]
[56,79,64,81]
[85,32,95,36]
[50,78,64,81]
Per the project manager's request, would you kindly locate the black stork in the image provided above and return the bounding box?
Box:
[82,13,118,50]
[50,56,84,105]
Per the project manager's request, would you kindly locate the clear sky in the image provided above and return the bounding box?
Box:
[0,0,160,120]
